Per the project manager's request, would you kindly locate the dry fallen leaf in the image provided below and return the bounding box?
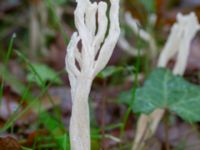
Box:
[0,136,21,150]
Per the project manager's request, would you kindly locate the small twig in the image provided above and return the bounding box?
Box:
[164,110,170,150]
[100,79,107,150]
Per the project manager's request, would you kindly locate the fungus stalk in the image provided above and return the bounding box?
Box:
[65,0,120,149]
[132,12,200,150]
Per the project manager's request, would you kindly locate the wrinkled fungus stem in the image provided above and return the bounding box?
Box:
[70,79,92,150]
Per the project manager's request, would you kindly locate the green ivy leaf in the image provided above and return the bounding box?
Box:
[133,68,200,122]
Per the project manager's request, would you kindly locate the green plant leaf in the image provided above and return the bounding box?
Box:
[118,89,133,106]
[97,66,134,79]
[22,147,33,150]
[27,63,62,86]
[39,112,69,149]
[133,68,200,122]
[55,0,66,5]
[0,64,26,95]
[97,66,124,79]
[139,0,155,13]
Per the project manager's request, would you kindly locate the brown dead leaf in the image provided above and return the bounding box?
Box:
[0,137,21,150]
[22,129,48,148]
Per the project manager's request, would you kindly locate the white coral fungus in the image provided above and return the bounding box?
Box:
[65,0,120,149]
